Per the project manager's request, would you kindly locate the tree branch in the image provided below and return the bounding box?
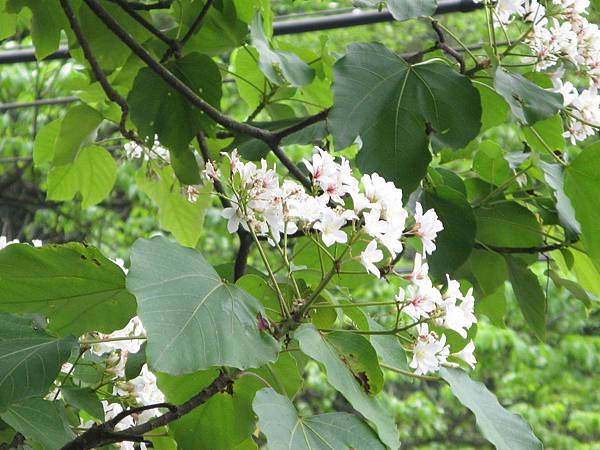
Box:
[271,146,312,190]
[60,371,233,450]
[115,0,173,10]
[109,0,181,55]
[234,231,253,281]
[60,0,135,141]
[105,402,177,428]
[0,433,24,450]
[82,0,276,144]
[474,239,577,254]
[161,0,214,62]
[274,108,330,142]
[431,20,465,73]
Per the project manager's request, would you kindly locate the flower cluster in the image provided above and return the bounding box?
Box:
[399,255,477,375]
[207,147,475,375]
[124,135,170,161]
[207,147,443,278]
[479,0,600,143]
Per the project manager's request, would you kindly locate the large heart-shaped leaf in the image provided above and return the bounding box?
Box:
[295,324,400,449]
[330,42,481,192]
[127,236,278,374]
[253,387,386,450]
[0,314,75,411]
[440,367,542,450]
[0,243,136,336]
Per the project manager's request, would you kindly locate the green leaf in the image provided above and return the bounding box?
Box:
[0,243,136,336]
[253,387,386,450]
[475,81,509,132]
[468,249,507,296]
[251,352,304,398]
[421,185,476,279]
[125,342,147,380]
[181,0,248,56]
[33,119,61,166]
[231,47,266,112]
[0,399,75,449]
[170,149,202,185]
[326,332,384,395]
[295,324,400,449]
[473,140,512,186]
[440,367,542,450]
[505,255,547,341]
[128,52,222,155]
[52,104,103,165]
[367,316,408,371]
[127,236,278,374]
[77,2,150,71]
[330,43,481,192]
[62,387,104,420]
[475,286,507,328]
[47,145,117,208]
[235,274,282,322]
[493,68,563,125]
[564,143,600,273]
[157,369,255,450]
[539,161,580,234]
[474,202,543,248]
[250,13,315,87]
[136,166,211,248]
[0,314,75,411]
[523,115,566,153]
[548,271,592,308]
[356,0,437,21]
[0,1,17,40]
[7,0,66,59]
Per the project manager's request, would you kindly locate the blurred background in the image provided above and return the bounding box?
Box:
[1,1,599,448]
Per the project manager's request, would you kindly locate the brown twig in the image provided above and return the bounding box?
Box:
[59,0,135,141]
[83,0,275,144]
[431,20,465,73]
[116,0,172,10]
[109,0,181,55]
[474,239,577,254]
[60,372,233,450]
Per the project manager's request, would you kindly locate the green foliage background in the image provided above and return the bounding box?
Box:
[0,0,599,448]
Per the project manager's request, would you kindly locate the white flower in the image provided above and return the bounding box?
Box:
[0,236,19,249]
[360,240,384,277]
[410,324,450,375]
[313,209,347,247]
[221,205,244,234]
[403,283,442,320]
[412,202,443,255]
[438,288,477,338]
[453,340,477,369]
[403,253,429,285]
